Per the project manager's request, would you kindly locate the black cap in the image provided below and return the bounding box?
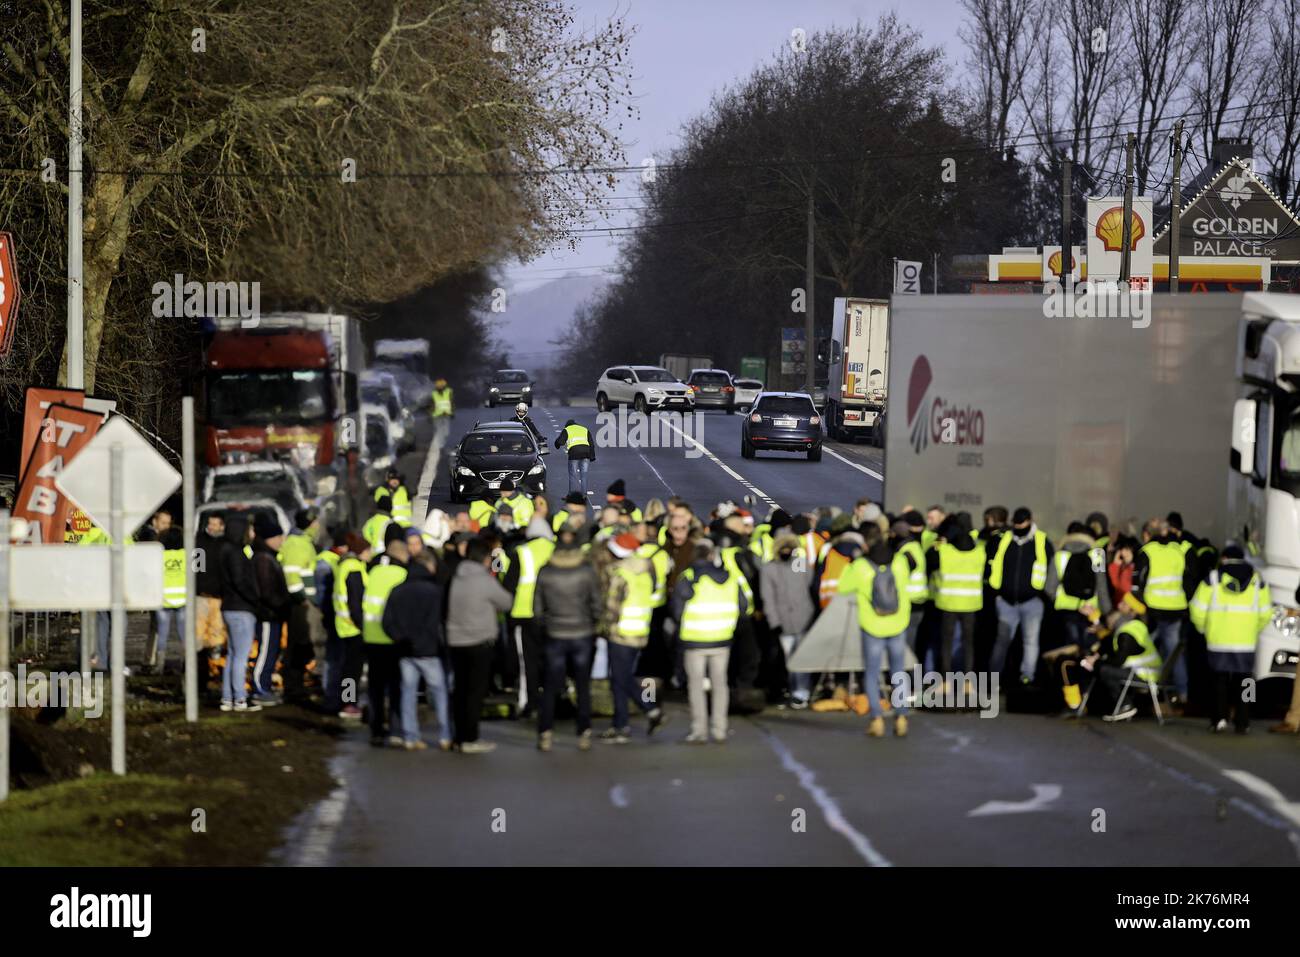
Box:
[253,513,283,540]
[564,491,586,505]
[790,515,811,535]
[1223,544,1245,560]
[499,479,516,492]
[1166,511,1184,530]
[902,510,925,528]
[384,522,407,546]
[1012,507,1032,525]
[607,479,626,497]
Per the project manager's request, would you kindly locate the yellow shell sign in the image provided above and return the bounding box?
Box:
[1094,206,1146,252]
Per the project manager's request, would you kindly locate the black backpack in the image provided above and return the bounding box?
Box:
[1060,550,1097,600]
[870,563,900,615]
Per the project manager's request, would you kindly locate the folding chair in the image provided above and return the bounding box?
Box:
[1075,667,1166,725]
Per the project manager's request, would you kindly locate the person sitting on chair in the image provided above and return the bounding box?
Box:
[1063,599,1163,722]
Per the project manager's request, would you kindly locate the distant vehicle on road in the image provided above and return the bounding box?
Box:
[361,370,416,453]
[373,339,433,409]
[202,462,310,519]
[448,424,548,502]
[732,377,764,410]
[361,403,398,487]
[596,365,694,413]
[742,392,822,461]
[487,369,534,407]
[685,368,736,413]
[824,297,888,444]
[658,353,712,383]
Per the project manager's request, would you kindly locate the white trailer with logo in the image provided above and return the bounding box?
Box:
[825,298,889,444]
[883,291,1300,683]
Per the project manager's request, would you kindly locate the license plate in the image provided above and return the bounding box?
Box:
[704,387,719,393]
[488,480,501,489]
[776,418,797,428]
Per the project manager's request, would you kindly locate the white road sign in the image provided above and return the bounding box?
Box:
[894,260,922,295]
[55,416,180,535]
[7,542,164,609]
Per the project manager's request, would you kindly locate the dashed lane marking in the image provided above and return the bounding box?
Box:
[656,417,780,510]
[638,453,675,496]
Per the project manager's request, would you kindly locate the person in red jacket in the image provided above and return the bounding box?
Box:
[1107,535,1138,608]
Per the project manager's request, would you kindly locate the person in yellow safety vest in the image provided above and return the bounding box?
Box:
[431,377,455,449]
[790,514,822,565]
[635,535,675,681]
[669,539,747,744]
[927,517,984,679]
[555,418,595,497]
[502,517,557,717]
[279,507,324,701]
[1134,517,1195,702]
[553,491,587,534]
[331,533,372,719]
[1051,521,1113,649]
[1075,607,1164,720]
[921,504,947,553]
[374,468,413,527]
[79,522,136,671]
[838,532,914,739]
[986,508,1053,685]
[1190,544,1271,733]
[605,479,642,523]
[890,516,930,656]
[601,532,669,741]
[1086,511,1111,554]
[490,479,535,530]
[362,498,394,554]
[362,524,409,746]
[814,527,865,609]
[156,527,187,675]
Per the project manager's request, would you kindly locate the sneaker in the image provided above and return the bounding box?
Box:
[1212,718,1229,733]
[404,739,428,751]
[233,700,262,713]
[866,716,885,738]
[253,693,282,708]
[578,729,593,752]
[789,698,810,711]
[219,700,233,713]
[681,732,708,745]
[647,708,668,735]
[438,739,453,751]
[338,705,362,720]
[600,727,631,744]
[894,715,909,738]
[537,731,553,752]
[459,740,497,754]
[1104,706,1138,722]
[710,731,728,745]
[387,735,405,748]
[1019,675,1032,686]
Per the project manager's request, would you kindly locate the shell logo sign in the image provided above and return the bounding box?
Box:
[1094,206,1146,252]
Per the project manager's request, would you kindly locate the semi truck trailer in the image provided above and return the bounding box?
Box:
[883,291,1300,682]
[825,298,888,444]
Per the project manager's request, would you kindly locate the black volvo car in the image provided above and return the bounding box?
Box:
[741,391,823,461]
[448,422,548,502]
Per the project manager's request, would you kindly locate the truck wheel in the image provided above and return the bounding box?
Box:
[597,392,609,413]
[808,445,822,462]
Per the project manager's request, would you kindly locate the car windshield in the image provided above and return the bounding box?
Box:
[213,471,294,496]
[756,397,815,417]
[692,372,730,386]
[208,370,329,426]
[635,369,676,383]
[495,371,529,383]
[463,432,535,455]
[736,379,763,389]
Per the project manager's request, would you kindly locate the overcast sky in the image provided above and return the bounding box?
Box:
[502,0,968,292]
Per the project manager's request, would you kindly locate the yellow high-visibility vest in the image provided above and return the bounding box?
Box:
[679,571,741,644]
[332,557,367,638]
[1141,541,1188,611]
[510,537,555,619]
[934,543,985,612]
[638,542,672,608]
[839,553,912,637]
[432,387,454,417]
[1189,570,1271,655]
[898,539,929,602]
[162,548,187,609]
[613,564,655,639]
[988,529,1047,591]
[362,561,408,645]
[1115,620,1163,682]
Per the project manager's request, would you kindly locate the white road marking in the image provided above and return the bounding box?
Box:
[657,417,781,510]
[413,429,445,522]
[967,784,1062,817]
[638,452,675,496]
[1221,770,1300,829]
[609,784,630,808]
[761,729,892,866]
[822,445,883,481]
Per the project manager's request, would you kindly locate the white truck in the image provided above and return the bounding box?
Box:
[825,298,889,444]
[659,353,713,384]
[373,338,433,410]
[883,291,1300,683]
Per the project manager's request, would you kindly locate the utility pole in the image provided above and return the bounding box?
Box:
[804,185,815,394]
[67,0,84,389]
[1060,151,1073,287]
[932,252,938,294]
[1169,119,1185,295]
[1120,132,1135,283]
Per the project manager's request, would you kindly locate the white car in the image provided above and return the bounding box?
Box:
[596,365,694,414]
[196,498,291,537]
[361,403,399,485]
[361,370,416,453]
[732,378,764,410]
[203,462,310,518]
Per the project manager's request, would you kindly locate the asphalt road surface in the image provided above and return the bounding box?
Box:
[308,403,1300,867]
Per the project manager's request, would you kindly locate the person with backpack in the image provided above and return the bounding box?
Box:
[839,527,913,738]
[986,507,1054,685]
[1049,521,1112,650]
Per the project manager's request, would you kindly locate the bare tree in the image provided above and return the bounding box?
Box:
[1061,0,1128,188]
[1190,0,1262,160]
[1124,0,1196,194]
[960,0,1043,152]
[1260,0,1300,206]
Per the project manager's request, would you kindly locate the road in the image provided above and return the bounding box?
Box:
[301,403,1300,867]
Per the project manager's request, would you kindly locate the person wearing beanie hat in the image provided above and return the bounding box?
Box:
[788,514,821,565]
[984,506,1053,686]
[248,513,291,706]
[601,532,668,742]
[501,515,558,718]
[605,479,642,523]
[1190,543,1270,733]
[553,491,588,534]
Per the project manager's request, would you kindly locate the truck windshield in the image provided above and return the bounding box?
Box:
[208,370,329,426]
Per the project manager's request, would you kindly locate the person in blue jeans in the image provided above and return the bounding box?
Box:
[382,550,453,750]
[218,513,263,712]
[555,418,595,498]
[988,508,1054,685]
[840,534,913,737]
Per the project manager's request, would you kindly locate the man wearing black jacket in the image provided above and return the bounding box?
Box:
[219,514,262,712]
[195,512,227,659]
[384,550,452,750]
[987,507,1054,684]
[250,514,292,706]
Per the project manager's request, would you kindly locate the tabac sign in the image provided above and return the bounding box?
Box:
[1154,159,1300,260]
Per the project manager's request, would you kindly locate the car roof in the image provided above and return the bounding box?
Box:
[755,391,816,400]
[472,420,527,430]
[493,368,529,375]
[627,365,670,371]
[688,368,731,376]
[734,378,763,385]
[210,462,293,476]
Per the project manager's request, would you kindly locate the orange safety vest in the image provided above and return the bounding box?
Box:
[818,549,855,608]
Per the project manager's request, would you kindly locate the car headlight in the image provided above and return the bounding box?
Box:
[647,388,663,394]
[1272,605,1300,638]
[490,386,499,392]
[522,385,531,392]
[457,466,475,476]
[528,464,544,475]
